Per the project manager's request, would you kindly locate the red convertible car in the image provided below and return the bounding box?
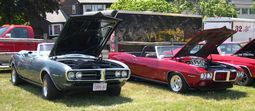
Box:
[209,39,255,86]
[109,27,244,93]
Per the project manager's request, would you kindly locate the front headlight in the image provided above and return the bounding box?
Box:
[76,72,83,79]
[67,72,75,79]
[115,71,121,77]
[206,73,213,79]
[200,73,207,80]
[200,72,213,80]
[121,71,128,77]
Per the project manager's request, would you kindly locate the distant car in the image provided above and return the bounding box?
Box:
[109,27,244,93]
[10,12,130,100]
[233,39,255,59]
[192,39,255,86]
[210,39,255,86]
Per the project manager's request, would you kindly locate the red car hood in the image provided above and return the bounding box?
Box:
[173,27,236,58]
[234,39,255,55]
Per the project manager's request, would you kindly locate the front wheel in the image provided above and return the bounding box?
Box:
[42,74,60,100]
[168,73,188,93]
[236,69,253,86]
[11,67,23,85]
[107,86,121,96]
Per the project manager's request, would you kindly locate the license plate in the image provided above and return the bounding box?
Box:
[93,83,107,91]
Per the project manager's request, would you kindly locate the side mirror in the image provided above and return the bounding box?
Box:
[5,33,11,38]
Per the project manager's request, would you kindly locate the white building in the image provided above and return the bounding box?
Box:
[230,0,255,19]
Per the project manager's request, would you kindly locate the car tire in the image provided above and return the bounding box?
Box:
[168,73,188,93]
[236,68,253,86]
[107,86,121,96]
[42,74,60,100]
[11,67,23,85]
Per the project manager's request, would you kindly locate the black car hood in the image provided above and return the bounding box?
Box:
[49,12,121,57]
[173,27,236,58]
[234,39,255,55]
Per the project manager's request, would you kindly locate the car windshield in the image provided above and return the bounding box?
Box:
[218,43,241,55]
[38,44,54,57]
[190,43,241,55]
[156,46,182,58]
[0,27,8,36]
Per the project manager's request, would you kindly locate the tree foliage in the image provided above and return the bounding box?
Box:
[110,0,179,13]
[195,0,237,17]
[0,0,59,25]
[110,0,237,17]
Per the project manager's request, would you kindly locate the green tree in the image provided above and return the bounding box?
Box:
[193,0,237,17]
[110,0,179,13]
[0,0,59,25]
[110,0,237,18]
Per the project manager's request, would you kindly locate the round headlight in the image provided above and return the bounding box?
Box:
[76,72,82,79]
[200,73,206,80]
[115,71,121,77]
[206,73,213,79]
[121,71,128,77]
[67,72,75,79]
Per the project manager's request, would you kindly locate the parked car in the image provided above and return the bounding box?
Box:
[0,25,43,67]
[210,39,255,86]
[193,39,255,86]
[10,12,130,100]
[109,27,244,93]
[233,39,255,59]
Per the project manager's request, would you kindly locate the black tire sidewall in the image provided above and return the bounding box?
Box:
[42,75,59,100]
[11,67,22,85]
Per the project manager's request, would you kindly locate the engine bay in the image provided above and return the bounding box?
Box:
[176,56,237,70]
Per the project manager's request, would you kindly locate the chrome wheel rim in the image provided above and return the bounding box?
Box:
[238,73,248,85]
[170,75,182,92]
[43,79,48,97]
[11,69,16,83]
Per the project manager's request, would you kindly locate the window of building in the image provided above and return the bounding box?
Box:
[49,24,63,36]
[10,28,28,38]
[83,4,106,13]
[250,8,255,14]
[242,8,249,14]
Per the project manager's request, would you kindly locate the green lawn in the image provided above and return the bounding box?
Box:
[1,72,255,111]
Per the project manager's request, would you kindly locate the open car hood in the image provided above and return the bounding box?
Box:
[234,39,255,55]
[173,27,236,58]
[49,12,121,57]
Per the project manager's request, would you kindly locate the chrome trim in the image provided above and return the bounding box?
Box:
[239,65,253,77]
[65,68,130,82]
[100,69,106,81]
[213,70,236,82]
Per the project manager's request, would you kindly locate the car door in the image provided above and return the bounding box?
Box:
[27,55,42,83]
[133,46,159,79]
[9,27,35,52]
[16,51,33,79]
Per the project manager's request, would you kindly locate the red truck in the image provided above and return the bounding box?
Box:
[0,25,43,67]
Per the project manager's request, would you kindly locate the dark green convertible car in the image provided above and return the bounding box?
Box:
[9,12,130,100]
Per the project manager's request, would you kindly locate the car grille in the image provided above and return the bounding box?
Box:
[67,69,129,81]
[80,71,101,80]
[105,70,116,79]
[213,71,237,82]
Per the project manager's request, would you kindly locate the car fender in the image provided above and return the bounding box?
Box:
[40,67,62,90]
[167,71,191,88]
